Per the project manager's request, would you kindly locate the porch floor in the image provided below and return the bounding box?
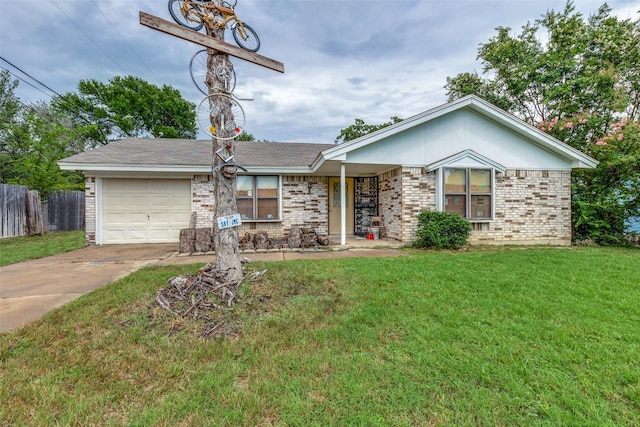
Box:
[326,235,403,249]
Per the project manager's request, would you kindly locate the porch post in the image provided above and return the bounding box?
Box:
[340,162,346,246]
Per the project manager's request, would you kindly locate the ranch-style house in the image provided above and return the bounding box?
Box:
[59,95,598,246]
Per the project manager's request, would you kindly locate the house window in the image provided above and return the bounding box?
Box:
[444,168,492,220]
[237,176,279,220]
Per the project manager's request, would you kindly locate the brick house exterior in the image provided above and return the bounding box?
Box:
[62,96,597,246]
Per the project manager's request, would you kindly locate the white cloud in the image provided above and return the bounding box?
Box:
[1,0,638,143]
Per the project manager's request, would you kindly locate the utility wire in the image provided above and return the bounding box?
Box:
[0,57,61,97]
[49,0,193,136]
[6,2,194,139]
[1,57,110,142]
[88,0,163,85]
[0,66,56,99]
[49,0,128,75]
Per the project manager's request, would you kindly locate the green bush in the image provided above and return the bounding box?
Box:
[413,211,471,249]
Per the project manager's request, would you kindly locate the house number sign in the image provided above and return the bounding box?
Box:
[217,213,242,230]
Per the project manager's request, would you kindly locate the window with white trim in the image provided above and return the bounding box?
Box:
[237,176,279,220]
[444,168,493,220]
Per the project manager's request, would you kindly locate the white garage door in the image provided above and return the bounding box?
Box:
[102,179,191,244]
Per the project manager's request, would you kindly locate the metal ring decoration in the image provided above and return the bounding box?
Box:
[197,93,245,140]
[190,50,237,95]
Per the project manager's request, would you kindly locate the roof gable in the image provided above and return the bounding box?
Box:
[319,95,598,170]
[426,150,506,173]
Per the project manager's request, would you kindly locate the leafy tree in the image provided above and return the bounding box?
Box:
[336,116,403,143]
[235,130,255,141]
[6,102,83,194]
[445,1,640,244]
[54,75,197,146]
[0,70,21,182]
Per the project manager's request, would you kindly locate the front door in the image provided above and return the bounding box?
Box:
[328,177,354,234]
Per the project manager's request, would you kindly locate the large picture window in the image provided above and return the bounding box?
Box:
[237,176,279,220]
[444,168,492,220]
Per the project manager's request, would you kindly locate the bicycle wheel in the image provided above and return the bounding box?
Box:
[197,94,245,140]
[190,50,236,95]
[232,23,260,52]
[168,0,204,31]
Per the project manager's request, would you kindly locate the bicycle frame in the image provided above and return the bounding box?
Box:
[181,1,248,35]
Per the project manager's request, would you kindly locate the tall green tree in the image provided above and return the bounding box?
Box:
[54,75,197,146]
[0,70,21,182]
[1,73,84,194]
[336,116,403,143]
[446,1,640,244]
[6,102,84,194]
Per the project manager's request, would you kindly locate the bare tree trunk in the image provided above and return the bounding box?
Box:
[206,4,243,281]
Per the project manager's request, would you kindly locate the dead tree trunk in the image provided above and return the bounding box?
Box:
[206,7,242,282]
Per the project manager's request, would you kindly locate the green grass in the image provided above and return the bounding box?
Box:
[1,247,639,425]
[0,231,85,266]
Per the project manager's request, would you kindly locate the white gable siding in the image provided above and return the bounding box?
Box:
[343,109,570,170]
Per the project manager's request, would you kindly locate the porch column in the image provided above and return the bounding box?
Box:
[340,162,346,246]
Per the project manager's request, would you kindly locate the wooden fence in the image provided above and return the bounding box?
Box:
[0,184,85,238]
[43,190,85,232]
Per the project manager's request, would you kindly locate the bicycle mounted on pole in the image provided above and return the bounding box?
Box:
[168,0,260,52]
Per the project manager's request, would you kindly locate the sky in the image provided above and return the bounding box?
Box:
[1,0,639,144]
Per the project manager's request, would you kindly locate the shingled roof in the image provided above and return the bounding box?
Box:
[59,138,334,169]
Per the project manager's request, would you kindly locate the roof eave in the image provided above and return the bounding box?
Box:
[59,162,317,175]
[58,162,210,173]
[240,166,315,174]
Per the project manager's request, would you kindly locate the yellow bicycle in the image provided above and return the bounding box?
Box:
[168,0,260,52]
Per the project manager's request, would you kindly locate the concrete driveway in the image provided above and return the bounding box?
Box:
[1,243,404,333]
[0,244,177,332]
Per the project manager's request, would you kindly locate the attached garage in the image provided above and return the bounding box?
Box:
[101,179,191,244]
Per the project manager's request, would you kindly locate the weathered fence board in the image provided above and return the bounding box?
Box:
[1,184,29,237]
[0,184,85,238]
[44,191,85,232]
[25,190,44,236]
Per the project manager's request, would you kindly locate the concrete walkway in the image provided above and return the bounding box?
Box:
[1,242,404,333]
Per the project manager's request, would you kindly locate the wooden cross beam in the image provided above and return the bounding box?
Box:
[139,11,284,73]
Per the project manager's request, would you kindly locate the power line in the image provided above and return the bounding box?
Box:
[0,57,61,97]
[88,0,163,85]
[49,0,195,137]
[5,3,195,140]
[49,0,128,75]
[0,66,55,99]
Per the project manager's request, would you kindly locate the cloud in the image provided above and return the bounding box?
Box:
[2,0,639,144]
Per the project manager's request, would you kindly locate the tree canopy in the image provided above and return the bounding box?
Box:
[336,116,403,143]
[0,70,21,183]
[53,75,197,146]
[1,72,198,195]
[446,1,639,244]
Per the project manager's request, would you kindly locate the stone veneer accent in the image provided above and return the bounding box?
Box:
[84,177,96,245]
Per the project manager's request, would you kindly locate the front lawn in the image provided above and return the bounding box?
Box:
[1,247,639,425]
[0,231,85,266]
